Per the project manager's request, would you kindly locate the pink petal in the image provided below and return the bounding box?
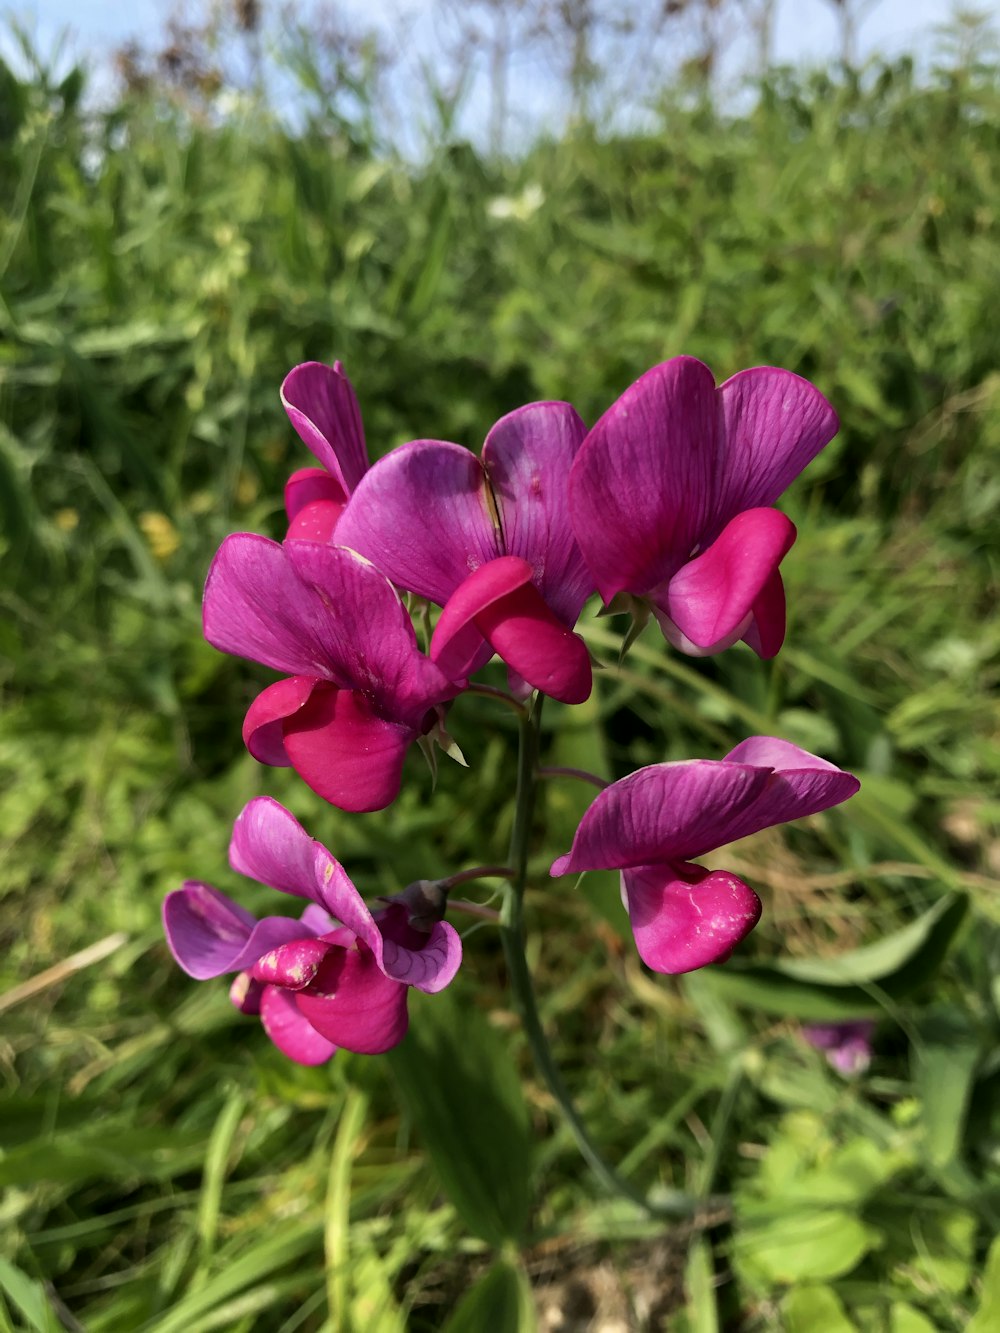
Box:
[252,936,335,989]
[377,904,463,994]
[482,401,593,623]
[243,676,317,766]
[550,760,769,875]
[715,367,838,526]
[259,986,338,1065]
[286,500,345,544]
[431,556,591,704]
[229,796,321,899]
[335,439,502,606]
[741,566,786,660]
[281,361,368,494]
[569,357,722,602]
[623,863,762,974]
[661,508,796,654]
[295,944,411,1055]
[163,882,305,979]
[230,972,263,1014]
[284,467,348,521]
[282,684,414,813]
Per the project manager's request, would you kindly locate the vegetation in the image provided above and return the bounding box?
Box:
[1,12,999,1329]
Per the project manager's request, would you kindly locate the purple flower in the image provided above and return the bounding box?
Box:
[568,357,838,659]
[281,361,369,543]
[163,797,462,1063]
[802,1021,875,1076]
[203,536,460,812]
[551,737,859,975]
[335,402,594,704]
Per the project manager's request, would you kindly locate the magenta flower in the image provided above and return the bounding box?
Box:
[335,402,595,704]
[568,357,838,658]
[551,738,859,975]
[163,798,462,1063]
[281,361,369,543]
[802,1020,875,1076]
[203,536,460,812]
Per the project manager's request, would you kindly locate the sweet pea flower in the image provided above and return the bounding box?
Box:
[281,361,369,543]
[551,737,859,975]
[802,1020,875,1076]
[335,402,595,704]
[568,356,838,658]
[163,798,462,1063]
[203,536,460,812]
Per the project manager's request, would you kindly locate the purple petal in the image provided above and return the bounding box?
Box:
[431,556,592,703]
[282,684,415,814]
[569,357,722,602]
[243,676,316,766]
[259,986,338,1065]
[281,361,368,494]
[714,367,838,527]
[230,972,263,1014]
[163,882,306,979]
[335,440,502,606]
[283,542,456,725]
[295,944,411,1055]
[623,863,762,974]
[718,737,860,842]
[229,797,320,899]
[550,760,770,875]
[378,904,463,994]
[660,508,796,654]
[482,401,594,623]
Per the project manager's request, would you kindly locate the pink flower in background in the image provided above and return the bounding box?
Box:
[203,536,460,812]
[551,738,859,975]
[802,1020,875,1076]
[568,356,838,659]
[281,361,369,542]
[163,798,462,1063]
[335,402,594,704]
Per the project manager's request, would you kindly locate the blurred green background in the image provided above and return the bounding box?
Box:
[1,2,999,1329]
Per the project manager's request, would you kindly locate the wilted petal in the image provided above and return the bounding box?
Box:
[569,357,722,602]
[550,760,769,875]
[282,684,414,814]
[661,508,796,654]
[252,936,335,990]
[378,903,463,994]
[336,440,502,606]
[243,676,316,766]
[163,882,305,979]
[431,556,591,703]
[715,367,838,526]
[229,796,320,899]
[482,401,593,623]
[281,361,368,495]
[295,944,410,1054]
[259,985,338,1065]
[623,863,762,974]
[230,972,263,1014]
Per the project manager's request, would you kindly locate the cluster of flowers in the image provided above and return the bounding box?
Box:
[164,357,860,1064]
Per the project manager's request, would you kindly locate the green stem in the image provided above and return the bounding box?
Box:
[499,695,711,1221]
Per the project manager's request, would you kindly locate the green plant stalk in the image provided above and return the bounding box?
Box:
[499,694,710,1221]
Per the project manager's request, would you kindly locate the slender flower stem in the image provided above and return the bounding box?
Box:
[500,695,709,1221]
[438,865,514,891]
[447,899,501,922]
[466,682,528,716]
[537,765,610,791]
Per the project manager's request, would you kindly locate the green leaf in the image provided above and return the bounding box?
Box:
[909,1209,977,1295]
[0,1258,62,1333]
[911,1008,981,1167]
[890,1304,939,1333]
[387,989,533,1247]
[695,894,968,1019]
[780,1285,854,1332]
[967,1232,1000,1332]
[735,1209,878,1283]
[442,1260,534,1333]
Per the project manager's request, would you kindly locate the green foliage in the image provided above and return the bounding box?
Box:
[1,26,999,1331]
